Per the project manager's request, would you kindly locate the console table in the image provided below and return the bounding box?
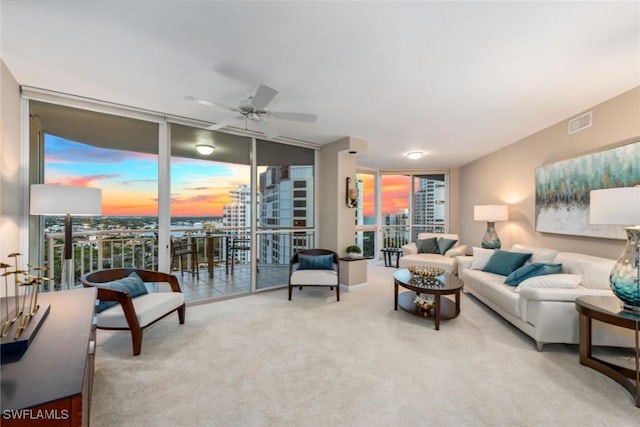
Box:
[1,287,97,426]
[575,296,639,408]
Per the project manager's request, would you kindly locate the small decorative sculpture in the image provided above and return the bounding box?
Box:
[0,253,48,339]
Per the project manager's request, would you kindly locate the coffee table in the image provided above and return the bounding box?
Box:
[393,268,463,330]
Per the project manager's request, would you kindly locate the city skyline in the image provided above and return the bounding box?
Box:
[45,135,410,217]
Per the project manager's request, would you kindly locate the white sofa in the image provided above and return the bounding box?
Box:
[400,233,468,274]
[457,244,635,351]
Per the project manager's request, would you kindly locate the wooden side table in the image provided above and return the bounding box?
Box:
[575,296,640,408]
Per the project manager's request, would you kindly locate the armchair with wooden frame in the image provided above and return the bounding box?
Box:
[82,268,185,356]
[288,249,340,301]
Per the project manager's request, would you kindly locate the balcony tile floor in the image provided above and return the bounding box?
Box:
[174,263,290,304]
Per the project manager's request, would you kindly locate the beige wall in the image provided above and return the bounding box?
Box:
[459,86,640,258]
[1,59,24,275]
[318,137,367,255]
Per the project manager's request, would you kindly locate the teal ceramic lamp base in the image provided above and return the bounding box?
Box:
[481,221,501,249]
[610,227,640,312]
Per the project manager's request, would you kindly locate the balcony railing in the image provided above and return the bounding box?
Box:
[40,227,317,290]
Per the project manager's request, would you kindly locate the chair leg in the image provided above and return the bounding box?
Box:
[178,304,186,324]
[336,283,340,302]
[288,285,292,300]
[131,327,143,356]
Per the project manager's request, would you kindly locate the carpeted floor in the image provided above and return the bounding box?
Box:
[91,262,639,426]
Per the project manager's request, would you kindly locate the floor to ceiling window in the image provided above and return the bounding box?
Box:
[30,101,159,288]
[355,172,377,258]
[256,139,315,290]
[170,124,252,300]
[380,172,449,250]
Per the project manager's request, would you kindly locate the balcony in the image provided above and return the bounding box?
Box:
[40,227,315,303]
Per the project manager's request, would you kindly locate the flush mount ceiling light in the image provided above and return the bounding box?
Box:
[405,151,424,160]
[196,144,215,155]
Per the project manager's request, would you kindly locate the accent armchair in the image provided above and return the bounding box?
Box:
[289,249,340,301]
[81,268,185,356]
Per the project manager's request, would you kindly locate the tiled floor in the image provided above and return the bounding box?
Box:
[174,263,290,304]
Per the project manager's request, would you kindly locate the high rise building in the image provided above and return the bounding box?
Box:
[259,165,314,264]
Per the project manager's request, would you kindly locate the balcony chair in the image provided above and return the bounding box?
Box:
[171,237,199,279]
[81,268,185,356]
[288,249,340,301]
[226,236,258,274]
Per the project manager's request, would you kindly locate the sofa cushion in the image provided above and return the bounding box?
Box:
[97,292,184,328]
[510,244,558,264]
[398,253,457,273]
[298,253,334,270]
[515,273,582,293]
[290,269,338,286]
[437,238,458,255]
[553,252,615,290]
[417,237,439,254]
[483,250,532,276]
[504,263,563,286]
[470,247,494,270]
[96,272,149,313]
[462,269,522,318]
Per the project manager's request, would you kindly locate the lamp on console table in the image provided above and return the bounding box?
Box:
[590,186,640,312]
[474,204,508,249]
[30,184,102,291]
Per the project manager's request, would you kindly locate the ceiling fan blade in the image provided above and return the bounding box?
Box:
[251,85,278,110]
[212,62,260,87]
[253,120,279,139]
[270,111,317,122]
[184,96,237,112]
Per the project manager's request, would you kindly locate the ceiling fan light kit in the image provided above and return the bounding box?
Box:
[196,144,215,155]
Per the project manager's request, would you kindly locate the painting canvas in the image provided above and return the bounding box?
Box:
[535,141,640,239]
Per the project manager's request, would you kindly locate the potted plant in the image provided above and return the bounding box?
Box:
[345,245,362,258]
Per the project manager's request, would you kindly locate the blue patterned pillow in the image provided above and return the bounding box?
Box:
[298,253,334,270]
[483,250,532,276]
[504,263,563,286]
[96,272,148,313]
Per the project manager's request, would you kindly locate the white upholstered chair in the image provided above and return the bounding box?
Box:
[288,249,340,301]
[82,268,185,356]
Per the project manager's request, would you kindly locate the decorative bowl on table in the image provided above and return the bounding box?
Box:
[407,265,444,278]
[407,265,445,288]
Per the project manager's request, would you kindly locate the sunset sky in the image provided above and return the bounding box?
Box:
[45,136,409,217]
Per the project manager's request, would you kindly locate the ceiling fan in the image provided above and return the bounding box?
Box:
[185,83,317,139]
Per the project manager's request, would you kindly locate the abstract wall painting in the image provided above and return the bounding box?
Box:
[535,141,640,239]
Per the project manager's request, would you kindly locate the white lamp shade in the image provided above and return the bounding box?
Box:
[474,204,508,222]
[589,187,640,225]
[30,184,102,216]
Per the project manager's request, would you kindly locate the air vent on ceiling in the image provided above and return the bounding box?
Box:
[568,111,592,135]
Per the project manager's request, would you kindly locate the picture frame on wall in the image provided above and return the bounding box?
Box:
[535,140,640,239]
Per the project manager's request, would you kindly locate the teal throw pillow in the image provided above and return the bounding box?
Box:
[96,272,149,313]
[504,263,563,286]
[417,238,439,254]
[483,250,532,276]
[437,238,458,255]
[298,253,334,270]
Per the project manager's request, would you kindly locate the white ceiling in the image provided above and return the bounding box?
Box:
[1,1,639,170]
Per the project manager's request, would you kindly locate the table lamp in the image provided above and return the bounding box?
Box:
[30,184,102,290]
[590,187,640,312]
[474,204,508,249]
